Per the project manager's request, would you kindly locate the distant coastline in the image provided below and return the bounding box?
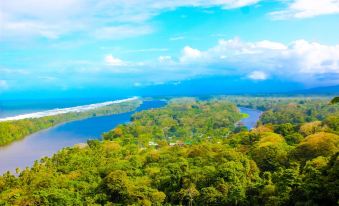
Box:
[0,97,141,146]
[0,97,138,122]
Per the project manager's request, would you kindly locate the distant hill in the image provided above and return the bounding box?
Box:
[290,85,339,95]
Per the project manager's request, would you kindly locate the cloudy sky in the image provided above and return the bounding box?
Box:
[1,0,339,98]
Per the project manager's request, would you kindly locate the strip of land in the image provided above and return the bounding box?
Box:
[0,97,142,146]
[0,97,138,122]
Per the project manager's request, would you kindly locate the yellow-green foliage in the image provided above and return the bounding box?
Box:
[252,125,273,133]
[293,132,339,161]
[299,121,322,136]
[251,132,288,171]
[0,141,260,206]
[257,132,286,145]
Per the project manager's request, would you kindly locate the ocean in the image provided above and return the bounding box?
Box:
[0,100,167,174]
[0,97,128,118]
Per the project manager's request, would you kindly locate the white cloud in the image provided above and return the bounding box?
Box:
[0,68,29,75]
[90,38,339,86]
[271,0,339,19]
[222,0,260,9]
[11,37,337,87]
[0,0,261,40]
[105,55,126,66]
[0,0,86,39]
[180,46,202,63]
[0,80,9,90]
[177,38,339,84]
[255,40,287,50]
[248,71,268,80]
[158,56,173,63]
[285,40,339,74]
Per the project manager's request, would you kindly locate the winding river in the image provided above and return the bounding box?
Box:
[0,102,262,174]
[0,100,166,174]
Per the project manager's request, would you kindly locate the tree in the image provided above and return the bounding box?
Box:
[284,133,304,145]
[104,170,132,203]
[199,187,222,205]
[178,183,200,206]
[296,153,339,205]
[323,116,339,133]
[274,123,295,136]
[251,133,288,171]
[292,132,339,162]
[330,96,339,105]
[299,121,322,136]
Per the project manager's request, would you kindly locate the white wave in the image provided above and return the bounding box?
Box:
[0,97,139,122]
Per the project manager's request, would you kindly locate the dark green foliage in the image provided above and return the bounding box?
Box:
[273,123,295,136]
[323,115,339,134]
[330,96,339,104]
[103,99,242,145]
[259,100,339,125]
[284,133,304,145]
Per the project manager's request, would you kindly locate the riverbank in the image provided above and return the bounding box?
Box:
[0,100,167,174]
[239,107,263,129]
[0,98,141,146]
[0,97,139,122]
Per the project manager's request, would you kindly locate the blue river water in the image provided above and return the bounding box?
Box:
[0,102,261,174]
[239,107,263,129]
[0,100,166,174]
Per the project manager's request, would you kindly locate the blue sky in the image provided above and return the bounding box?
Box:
[1,0,339,98]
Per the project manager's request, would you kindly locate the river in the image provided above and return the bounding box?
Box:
[239,107,263,129]
[0,100,166,174]
[0,103,261,174]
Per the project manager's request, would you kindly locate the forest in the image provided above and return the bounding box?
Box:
[223,96,339,125]
[0,97,338,205]
[0,99,141,146]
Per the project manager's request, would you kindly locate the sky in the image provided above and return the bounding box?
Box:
[1,0,339,99]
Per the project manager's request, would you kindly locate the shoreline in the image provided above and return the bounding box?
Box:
[0,100,166,174]
[0,97,138,122]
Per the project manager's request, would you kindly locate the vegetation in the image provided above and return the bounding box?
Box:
[0,99,141,146]
[330,96,339,104]
[222,96,338,125]
[0,97,338,205]
[103,98,242,144]
[224,96,333,110]
[259,102,339,125]
[241,113,249,118]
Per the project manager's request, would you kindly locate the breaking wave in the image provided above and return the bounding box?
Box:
[0,97,138,122]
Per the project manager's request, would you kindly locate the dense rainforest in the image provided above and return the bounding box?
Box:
[0,100,141,146]
[0,97,338,205]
